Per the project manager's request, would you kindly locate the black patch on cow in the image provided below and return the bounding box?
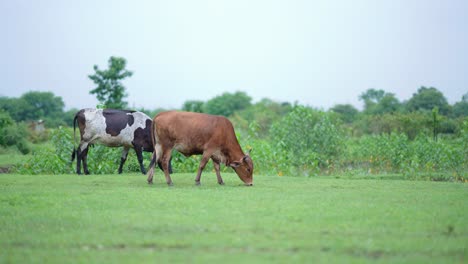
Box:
[127,114,134,127]
[75,109,87,139]
[133,119,154,152]
[103,109,133,137]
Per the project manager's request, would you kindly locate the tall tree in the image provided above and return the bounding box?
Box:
[452,92,468,117]
[89,56,133,109]
[330,104,359,123]
[204,91,252,117]
[182,100,205,113]
[359,89,400,115]
[0,91,64,124]
[359,88,385,108]
[406,86,450,115]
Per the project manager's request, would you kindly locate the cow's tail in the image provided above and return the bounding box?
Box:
[148,119,157,171]
[150,118,157,151]
[71,113,78,163]
[149,119,173,174]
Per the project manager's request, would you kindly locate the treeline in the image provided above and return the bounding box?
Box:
[1,87,468,179]
[1,87,467,147]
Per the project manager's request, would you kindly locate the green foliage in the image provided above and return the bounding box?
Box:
[452,93,468,117]
[181,100,204,113]
[0,110,31,154]
[0,91,65,127]
[352,112,431,139]
[136,107,167,120]
[16,127,74,174]
[233,98,292,137]
[270,106,343,174]
[330,104,359,123]
[342,132,466,179]
[406,86,451,115]
[89,56,133,109]
[359,88,401,115]
[4,88,467,181]
[63,108,79,127]
[0,109,14,128]
[204,91,252,117]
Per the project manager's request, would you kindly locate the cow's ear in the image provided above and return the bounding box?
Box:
[230,161,241,168]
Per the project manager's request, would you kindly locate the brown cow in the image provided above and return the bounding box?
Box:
[147,111,254,186]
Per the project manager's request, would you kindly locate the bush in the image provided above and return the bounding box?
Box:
[341,131,467,180]
[270,106,343,175]
[0,111,31,154]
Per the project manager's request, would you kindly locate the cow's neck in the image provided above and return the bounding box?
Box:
[224,146,244,165]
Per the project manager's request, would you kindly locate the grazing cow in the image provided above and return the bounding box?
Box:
[147,111,254,186]
[71,108,163,175]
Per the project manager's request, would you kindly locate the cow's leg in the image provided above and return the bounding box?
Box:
[195,152,211,185]
[162,149,173,186]
[118,147,130,174]
[76,145,83,175]
[147,151,157,184]
[213,160,225,185]
[82,146,90,175]
[133,145,146,175]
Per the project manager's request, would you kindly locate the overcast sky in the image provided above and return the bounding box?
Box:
[1,0,467,110]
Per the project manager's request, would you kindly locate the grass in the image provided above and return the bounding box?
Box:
[0,172,466,263]
[0,149,28,170]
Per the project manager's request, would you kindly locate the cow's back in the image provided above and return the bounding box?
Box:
[154,111,239,155]
[78,108,152,148]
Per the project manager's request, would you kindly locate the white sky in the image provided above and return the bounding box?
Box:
[1,0,467,110]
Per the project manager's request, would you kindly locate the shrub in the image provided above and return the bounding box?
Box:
[269,106,343,175]
[341,131,467,180]
[0,111,31,154]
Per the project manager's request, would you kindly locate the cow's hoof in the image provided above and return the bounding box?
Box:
[167,182,174,187]
[195,181,201,186]
[148,181,153,185]
[218,182,225,185]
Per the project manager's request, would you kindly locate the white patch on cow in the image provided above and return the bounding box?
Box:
[153,127,163,159]
[211,149,226,164]
[81,109,150,148]
[173,143,187,153]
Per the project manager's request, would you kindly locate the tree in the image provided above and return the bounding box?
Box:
[406,86,450,115]
[233,98,292,137]
[0,110,31,154]
[452,92,468,117]
[359,89,401,115]
[21,91,65,121]
[89,56,133,109]
[182,100,204,113]
[330,104,359,123]
[375,94,401,114]
[204,91,252,117]
[0,92,65,126]
[0,97,21,121]
[359,89,385,108]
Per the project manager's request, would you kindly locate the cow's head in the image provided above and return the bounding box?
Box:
[230,155,254,186]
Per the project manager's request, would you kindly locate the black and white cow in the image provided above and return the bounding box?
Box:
[71,108,158,175]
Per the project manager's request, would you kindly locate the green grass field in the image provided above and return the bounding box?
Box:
[0,172,466,263]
